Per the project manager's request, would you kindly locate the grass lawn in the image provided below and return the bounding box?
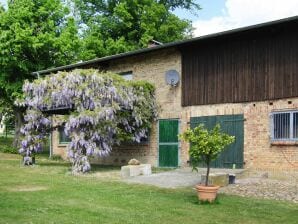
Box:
[0,153,297,224]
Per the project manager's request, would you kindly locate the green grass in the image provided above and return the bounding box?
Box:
[0,136,50,155]
[0,153,297,224]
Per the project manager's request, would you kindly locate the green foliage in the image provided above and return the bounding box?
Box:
[179,124,235,171]
[159,0,201,12]
[0,137,18,154]
[50,154,63,161]
[0,0,80,110]
[74,0,200,60]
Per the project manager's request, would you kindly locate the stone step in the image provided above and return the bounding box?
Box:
[121,164,152,178]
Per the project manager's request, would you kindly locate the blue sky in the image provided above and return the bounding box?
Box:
[174,0,226,21]
[1,0,298,37]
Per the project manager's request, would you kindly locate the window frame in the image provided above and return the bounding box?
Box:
[58,127,71,144]
[119,71,133,81]
[270,110,298,142]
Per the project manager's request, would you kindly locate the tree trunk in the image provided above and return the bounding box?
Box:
[205,157,211,186]
[13,106,25,148]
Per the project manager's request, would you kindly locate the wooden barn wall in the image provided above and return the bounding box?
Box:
[181,27,298,106]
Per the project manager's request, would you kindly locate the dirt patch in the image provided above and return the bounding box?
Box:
[9,185,48,192]
[89,171,120,180]
[70,170,121,181]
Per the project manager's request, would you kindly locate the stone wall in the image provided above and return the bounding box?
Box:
[51,48,298,172]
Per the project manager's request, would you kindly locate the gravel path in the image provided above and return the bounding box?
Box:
[219,177,298,203]
[123,168,244,188]
[123,168,298,203]
[124,168,201,188]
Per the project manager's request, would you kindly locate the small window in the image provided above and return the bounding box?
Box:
[138,136,149,145]
[271,111,298,141]
[124,135,150,145]
[119,71,133,81]
[59,126,71,144]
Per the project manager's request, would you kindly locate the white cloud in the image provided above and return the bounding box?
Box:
[193,0,298,37]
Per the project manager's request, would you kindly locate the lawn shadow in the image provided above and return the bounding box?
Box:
[90,164,121,172]
[37,161,71,168]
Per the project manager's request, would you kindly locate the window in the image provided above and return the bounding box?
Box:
[270,111,298,141]
[124,134,150,145]
[59,126,71,144]
[136,136,149,145]
[119,71,133,81]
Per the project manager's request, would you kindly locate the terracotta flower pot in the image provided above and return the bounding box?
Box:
[195,185,220,202]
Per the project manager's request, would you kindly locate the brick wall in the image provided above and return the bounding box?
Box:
[52,48,188,166]
[51,48,298,172]
[188,99,298,172]
[104,48,187,166]
[51,116,68,160]
[243,99,298,172]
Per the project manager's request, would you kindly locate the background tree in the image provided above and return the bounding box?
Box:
[73,0,201,60]
[0,0,200,147]
[0,0,80,147]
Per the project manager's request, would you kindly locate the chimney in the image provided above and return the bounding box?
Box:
[148,40,163,48]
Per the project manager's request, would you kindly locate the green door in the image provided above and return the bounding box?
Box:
[190,114,244,168]
[158,119,179,167]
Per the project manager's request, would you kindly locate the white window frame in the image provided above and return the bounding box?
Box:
[58,126,71,144]
[270,110,298,142]
[119,71,133,81]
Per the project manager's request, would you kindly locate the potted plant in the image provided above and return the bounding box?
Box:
[179,124,235,202]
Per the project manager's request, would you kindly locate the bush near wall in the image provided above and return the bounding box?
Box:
[0,137,18,154]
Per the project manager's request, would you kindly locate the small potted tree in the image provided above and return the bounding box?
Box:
[179,124,235,202]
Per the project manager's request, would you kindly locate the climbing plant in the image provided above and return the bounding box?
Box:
[17,69,158,173]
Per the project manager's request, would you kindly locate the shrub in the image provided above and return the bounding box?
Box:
[0,137,18,154]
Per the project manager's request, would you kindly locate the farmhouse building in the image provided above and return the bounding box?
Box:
[35,16,298,173]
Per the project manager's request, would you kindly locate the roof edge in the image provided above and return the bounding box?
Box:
[33,15,298,76]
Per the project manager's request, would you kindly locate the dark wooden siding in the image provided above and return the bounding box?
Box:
[181,22,298,106]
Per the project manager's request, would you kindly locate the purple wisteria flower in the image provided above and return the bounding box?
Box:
[17,69,158,172]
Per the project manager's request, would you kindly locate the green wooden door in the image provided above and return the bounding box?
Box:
[190,114,244,168]
[158,119,179,167]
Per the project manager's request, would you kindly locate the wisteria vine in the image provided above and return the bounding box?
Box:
[17,69,158,173]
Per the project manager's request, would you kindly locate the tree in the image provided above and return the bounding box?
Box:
[18,69,158,173]
[179,124,235,186]
[73,0,201,60]
[0,0,80,147]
